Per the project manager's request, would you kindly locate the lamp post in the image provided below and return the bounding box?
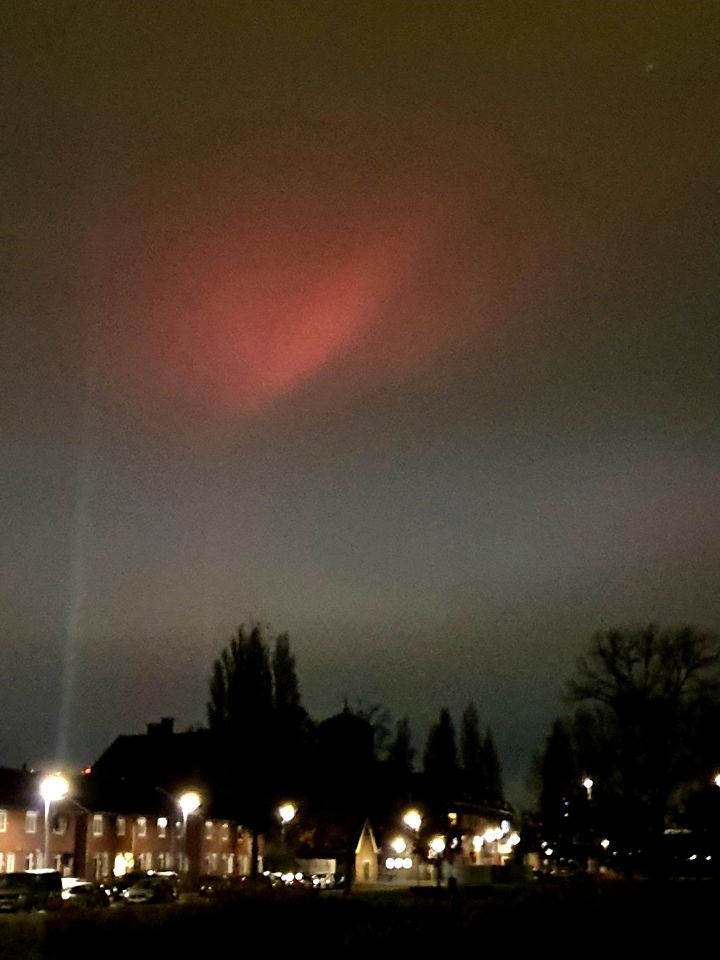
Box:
[278,802,297,872]
[40,774,69,870]
[429,835,446,886]
[582,777,595,871]
[179,791,201,876]
[403,809,423,884]
[278,802,297,835]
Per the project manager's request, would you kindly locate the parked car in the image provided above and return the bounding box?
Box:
[0,870,63,912]
[121,875,176,904]
[198,875,234,897]
[151,870,180,897]
[61,877,110,908]
[104,870,148,902]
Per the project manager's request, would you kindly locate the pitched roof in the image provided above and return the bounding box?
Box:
[355,818,379,855]
[0,767,40,808]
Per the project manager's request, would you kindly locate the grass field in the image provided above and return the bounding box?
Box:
[0,879,714,959]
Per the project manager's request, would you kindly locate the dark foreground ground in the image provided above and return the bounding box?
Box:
[0,880,715,959]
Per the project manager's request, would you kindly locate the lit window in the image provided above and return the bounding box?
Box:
[205,821,213,839]
[52,815,67,835]
[0,810,7,832]
[93,814,103,836]
[6,853,15,871]
[25,811,37,834]
[137,817,147,838]
[116,817,126,837]
[157,817,167,838]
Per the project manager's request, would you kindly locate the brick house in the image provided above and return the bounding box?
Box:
[0,767,76,874]
[73,799,253,881]
[0,718,256,882]
[78,717,254,879]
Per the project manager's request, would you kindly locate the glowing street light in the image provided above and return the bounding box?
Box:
[713,773,720,789]
[40,774,69,869]
[429,836,446,855]
[278,802,297,860]
[179,791,201,874]
[391,837,407,854]
[402,809,423,883]
[179,791,201,817]
[278,802,297,825]
[403,809,422,832]
[582,777,594,800]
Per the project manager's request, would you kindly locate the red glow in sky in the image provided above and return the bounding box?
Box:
[93,177,564,428]
[95,196,448,423]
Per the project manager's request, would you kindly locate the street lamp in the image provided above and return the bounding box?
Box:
[278,802,297,866]
[40,774,69,869]
[429,836,446,887]
[278,802,297,828]
[179,791,201,875]
[403,809,422,832]
[429,836,446,855]
[582,777,594,800]
[402,809,423,884]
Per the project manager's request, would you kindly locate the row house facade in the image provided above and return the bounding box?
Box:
[74,807,253,880]
[0,717,256,881]
[0,770,253,881]
[0,767,72,874]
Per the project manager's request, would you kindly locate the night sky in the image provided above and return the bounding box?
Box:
[3,1,719,804]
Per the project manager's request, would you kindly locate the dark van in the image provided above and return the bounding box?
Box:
[0,870,63,911]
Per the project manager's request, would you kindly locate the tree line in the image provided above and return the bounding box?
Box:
[203,620,720,879]
[204,621,506,874]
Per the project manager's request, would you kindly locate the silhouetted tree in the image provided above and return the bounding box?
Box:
[460,702,484,800]
[566,624,720,868]
[538,718,580,856]
[481,729,503,805]
[387,716,414,777]
[423,708,459,804]
[207,622,273,736]
[206,622,285,874]
[271,632,311,798]
[381,715,415,816]
[272,632,301,714]
[459,704,505,806]
[352,701,392,760]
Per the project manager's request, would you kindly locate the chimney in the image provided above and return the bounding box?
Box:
[147,717,174,737]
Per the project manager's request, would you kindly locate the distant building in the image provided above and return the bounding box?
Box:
[354,819,379,883]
